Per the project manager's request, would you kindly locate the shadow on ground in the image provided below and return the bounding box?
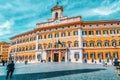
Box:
[0,68,106,80]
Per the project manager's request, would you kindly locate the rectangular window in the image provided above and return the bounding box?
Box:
[117,29,120,34]
[103,30,108,34]
[68,32,71,36]
[74,31,78,36]
[89,31,93,35]
[96,30,101,35]
[82,31,87,36]
[110,29,115,34]
[74,53,79,61]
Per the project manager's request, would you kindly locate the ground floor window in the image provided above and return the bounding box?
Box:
[74,53,79,61]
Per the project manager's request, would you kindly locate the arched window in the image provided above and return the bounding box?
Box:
[104,40,109,47]
[112,40,116,46]
[26,47,28,51]
[61,32,65,37]
[90,41,94,47]
[55,12,58,20]
[55,33,59,38]
[68,41,72,47]
[97,41,101,47]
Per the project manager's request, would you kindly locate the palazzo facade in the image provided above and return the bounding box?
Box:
[0,42,10,62]
[9,4,120,64]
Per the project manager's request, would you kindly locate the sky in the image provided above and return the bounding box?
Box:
[0,0,120,42]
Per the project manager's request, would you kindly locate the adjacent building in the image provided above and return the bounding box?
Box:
[0,42,10,62]
[9,4,120,64]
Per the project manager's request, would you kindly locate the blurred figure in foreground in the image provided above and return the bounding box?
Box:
[6,61,15,80]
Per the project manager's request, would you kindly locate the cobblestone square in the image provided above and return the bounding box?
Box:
[0,63,120,80]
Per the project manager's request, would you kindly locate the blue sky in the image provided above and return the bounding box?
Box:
[0,0,120,42]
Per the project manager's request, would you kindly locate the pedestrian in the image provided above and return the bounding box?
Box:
[2,59,5,66]
[6,61,15,80]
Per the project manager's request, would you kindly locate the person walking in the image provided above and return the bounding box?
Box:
[2,59,5,66]
[6,61,15,80]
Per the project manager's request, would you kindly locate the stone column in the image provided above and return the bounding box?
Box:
[51,50,53,62]
[65,49,68,62]
[35,32,39,61]
[78,26,83,63]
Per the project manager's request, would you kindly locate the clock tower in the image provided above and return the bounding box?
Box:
[51,3,63,21]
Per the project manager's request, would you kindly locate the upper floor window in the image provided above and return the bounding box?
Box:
[74,41,79,47]
[82,31,87,36]
[48,43,52,48]
[90,53,94,59]
[44,35,46,39]
[61,32,65,37]
[89,31,93,35]
[110,29,115,34]
[26,38,29,42]
[112,40,116,47]
[83,42,87,47]
[97,41,101,47]
[104,40,109,47]
[38,35,42,39]
[74,31,78,36]
[90,41,94,47]
[68,42,71,47]
[98,52,102,59]
[38,44,42,49]
[48,34,52,38]
[96,30,101,35]
[34,36,36,40]
[55,33,59,38]
[103,30,108,35]
[68,32,71,36]
[113,52,118,59]
[30,46,32,50]
[62,43,65,47]
[119,40,120,46]
[30,38,32,41]
[117,29,120,34]
[105,52,110,58]
[55,43,58,48]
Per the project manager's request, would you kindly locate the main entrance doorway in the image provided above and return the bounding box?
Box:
[54,53,59,62]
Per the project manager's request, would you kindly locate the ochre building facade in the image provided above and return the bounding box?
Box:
[0,42,10,62]
[9,5,120,64]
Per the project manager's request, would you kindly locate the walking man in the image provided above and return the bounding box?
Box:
[6,61,15,80]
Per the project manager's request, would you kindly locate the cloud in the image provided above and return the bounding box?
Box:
[0,20,14,36]
[92,0,120,16]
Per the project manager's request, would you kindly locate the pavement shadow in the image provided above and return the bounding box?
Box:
[0,68,106,80]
